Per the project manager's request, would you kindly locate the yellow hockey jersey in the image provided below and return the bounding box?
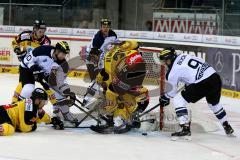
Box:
[0,98,51,136]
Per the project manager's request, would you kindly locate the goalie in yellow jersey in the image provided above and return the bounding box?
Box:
[0,88,63,136]
[89,40,149,134]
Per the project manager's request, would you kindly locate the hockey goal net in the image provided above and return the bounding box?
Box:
[139,47,180,132]
[79,46,218,132]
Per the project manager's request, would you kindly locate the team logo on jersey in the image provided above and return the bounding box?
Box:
[20,33,30,40]
[25,98,33,111]
[126,52,143,66]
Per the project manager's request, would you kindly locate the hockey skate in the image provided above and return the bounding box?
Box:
[90,116,131,134]
[171,123,191,141]
[90,115,114,134]
[63,118,79,128]
[90,124,114,134]
[222,121,234,136]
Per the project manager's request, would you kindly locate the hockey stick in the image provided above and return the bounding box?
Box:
[42,79,102,124]
[137,85,185,122]
[72,102,101,124]
[138,103,161,118]
[73,96,115,127]
[64,126,92,129]
[74,104,100,126]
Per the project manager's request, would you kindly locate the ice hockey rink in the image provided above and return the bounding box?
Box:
[0,74,240,160]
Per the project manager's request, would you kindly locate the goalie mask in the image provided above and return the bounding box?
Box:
[112,50,146,94]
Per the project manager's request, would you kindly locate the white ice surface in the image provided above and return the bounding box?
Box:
[0,74,240,160]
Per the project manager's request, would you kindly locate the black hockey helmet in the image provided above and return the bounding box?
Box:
[100,18,111,26]
[33,20,46,30]
[55,41,70,54]
[31,88,48,101]
[159,47,177,61]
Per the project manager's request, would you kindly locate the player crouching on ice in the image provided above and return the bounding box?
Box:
[0,88,63,136]
[18,41,77,129]
[90,41,149,134]
[158,47,234,139]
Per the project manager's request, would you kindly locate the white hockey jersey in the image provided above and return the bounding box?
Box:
[165,54,216,98]
[21,45,58,76]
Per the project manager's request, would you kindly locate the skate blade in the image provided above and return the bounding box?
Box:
[227,133,236,138]
[171,136,192,141]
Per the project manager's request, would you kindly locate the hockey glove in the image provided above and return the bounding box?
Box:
[159,95,170,107]
[14,46,26,61]
[30,65,44,82]
[51,117,64,130]
[14,46,21,54]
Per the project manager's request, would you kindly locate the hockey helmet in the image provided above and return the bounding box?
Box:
[159,47,177,61]
[55,41,70,54]
[33,20,46,30]
[31,88,48,101]
[100,18,111,26]
[112,50,146,94]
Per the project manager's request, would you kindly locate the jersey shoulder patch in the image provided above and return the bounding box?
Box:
[25,98,33,111]
[20,33,31,40]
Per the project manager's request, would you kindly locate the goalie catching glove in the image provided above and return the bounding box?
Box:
[159,95,170,107]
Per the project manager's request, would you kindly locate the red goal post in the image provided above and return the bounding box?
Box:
[139,47,165,130]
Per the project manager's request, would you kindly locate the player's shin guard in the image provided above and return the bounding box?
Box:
[208,103,227,124]
[173,94,189,125]
[11,82,22,103]
[208,103,234,135]
[54,105,78,123]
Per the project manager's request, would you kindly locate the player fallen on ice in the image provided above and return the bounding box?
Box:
[89,41,149,134]
[82,18,117,107]
[11,20,52,104]
[158,47,234,139]
[17,41,78,128]
[0,88,63,136]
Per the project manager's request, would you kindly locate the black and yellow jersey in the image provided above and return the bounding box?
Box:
[12,30,51,61]
[0,98,51,136]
